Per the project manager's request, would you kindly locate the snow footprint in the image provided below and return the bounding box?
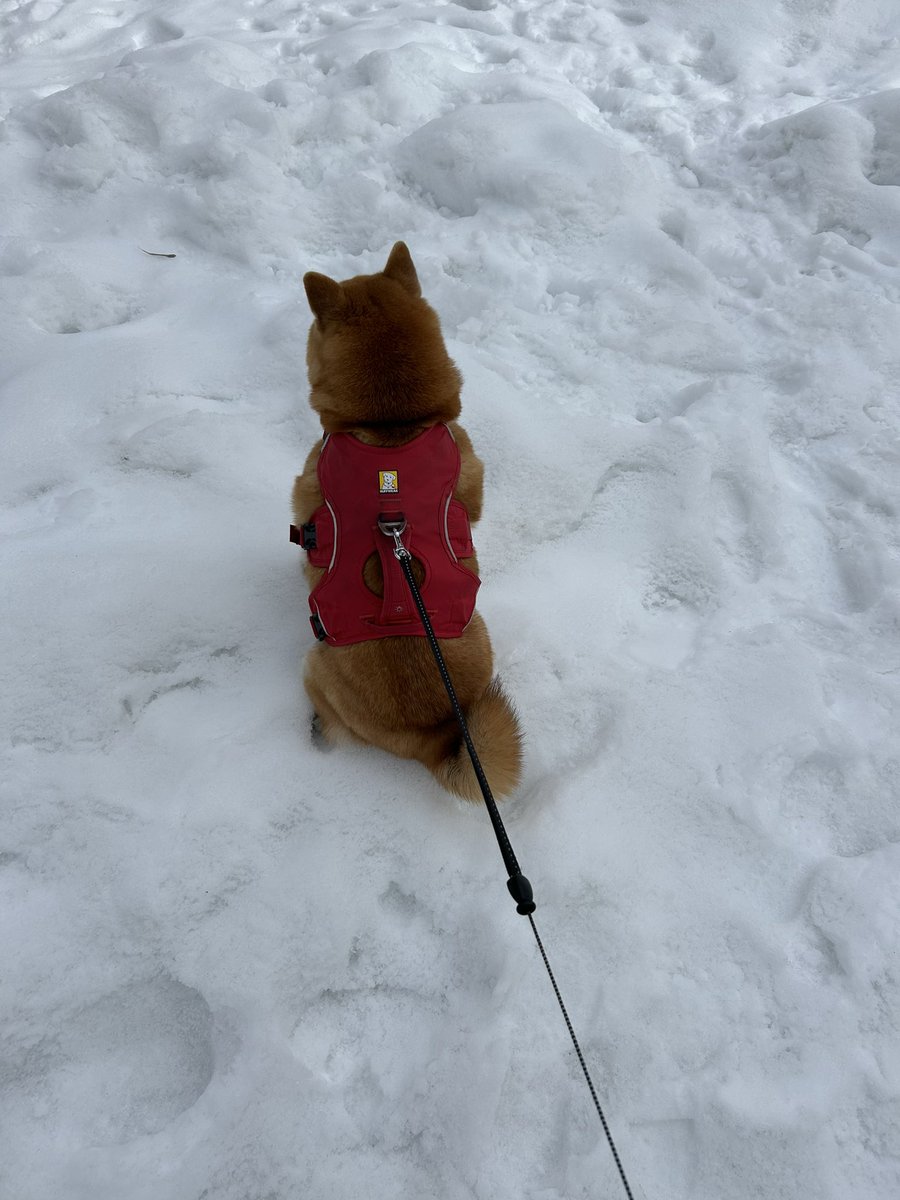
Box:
[615,10,650,27]
[801,845,900,1000]
[130,16,184,49]
[290,982,440,1149]
[772,741,900,857]
[634,556,713,668]
[710,471,767,583]
[829,513,885,615]
[787,499,885,616]
[31,978,214,1146]
[635,378,714,423]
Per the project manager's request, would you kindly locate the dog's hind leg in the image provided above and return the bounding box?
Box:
[304,669,361,747]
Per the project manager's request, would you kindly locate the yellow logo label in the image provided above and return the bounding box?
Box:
[379,470,399,494]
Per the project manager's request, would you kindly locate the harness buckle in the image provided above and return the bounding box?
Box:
[309,612,328,641]
[290,523,318,550]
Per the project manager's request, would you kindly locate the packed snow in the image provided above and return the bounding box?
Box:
[2,1,900,1197]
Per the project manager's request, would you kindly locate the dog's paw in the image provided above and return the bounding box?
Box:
[310,712,333,752]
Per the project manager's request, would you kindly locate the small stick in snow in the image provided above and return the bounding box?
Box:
[139,248,177,259]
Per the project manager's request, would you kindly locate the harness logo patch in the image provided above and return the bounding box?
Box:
[378,470,399,494]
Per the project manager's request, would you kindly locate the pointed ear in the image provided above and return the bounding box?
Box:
[303,272,345,324]
[383,241,421,297]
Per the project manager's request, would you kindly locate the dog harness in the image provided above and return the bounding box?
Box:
[290,423,480,647]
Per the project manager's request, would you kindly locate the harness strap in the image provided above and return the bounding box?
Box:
[373,521,416,625]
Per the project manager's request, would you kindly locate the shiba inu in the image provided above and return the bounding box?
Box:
[292,242,522,800]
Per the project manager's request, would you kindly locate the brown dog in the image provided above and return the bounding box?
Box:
[292,242,522,800]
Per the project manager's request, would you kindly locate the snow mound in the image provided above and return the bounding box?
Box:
[747,89,900,262]
[398,99,665,220]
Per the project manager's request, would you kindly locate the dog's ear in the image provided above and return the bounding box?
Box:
[383,241,421,298]
[304,272,345,324]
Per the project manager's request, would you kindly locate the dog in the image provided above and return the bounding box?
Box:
[292,242,522,800]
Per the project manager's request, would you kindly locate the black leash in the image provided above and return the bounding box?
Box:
[379,516,638,1200]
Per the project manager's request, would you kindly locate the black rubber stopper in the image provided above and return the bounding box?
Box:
[507,872,536,916]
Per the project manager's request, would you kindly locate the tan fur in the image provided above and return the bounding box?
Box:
[293,242,522,800]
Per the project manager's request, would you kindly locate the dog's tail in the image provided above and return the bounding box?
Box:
[431,678,523,802]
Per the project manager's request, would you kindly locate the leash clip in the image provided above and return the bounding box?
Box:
[377,513,410,560]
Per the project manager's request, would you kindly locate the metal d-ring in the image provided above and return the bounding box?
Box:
[377,513,410,560]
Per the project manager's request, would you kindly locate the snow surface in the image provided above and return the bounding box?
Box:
[2,1,900,1197]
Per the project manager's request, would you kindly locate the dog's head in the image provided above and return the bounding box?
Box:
[303,242,462,434]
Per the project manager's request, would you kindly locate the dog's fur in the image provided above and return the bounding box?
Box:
[293,242,522,800]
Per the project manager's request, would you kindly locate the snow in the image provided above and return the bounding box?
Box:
[2,1,900,1197]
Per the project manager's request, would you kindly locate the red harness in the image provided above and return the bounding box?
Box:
[291,423,480,647]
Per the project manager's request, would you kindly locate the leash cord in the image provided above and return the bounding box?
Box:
[528,914,636,1200]
[394,548,529,902]
[387,527,638,1200]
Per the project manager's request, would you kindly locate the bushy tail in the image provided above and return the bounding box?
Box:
[431,679,523,802]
